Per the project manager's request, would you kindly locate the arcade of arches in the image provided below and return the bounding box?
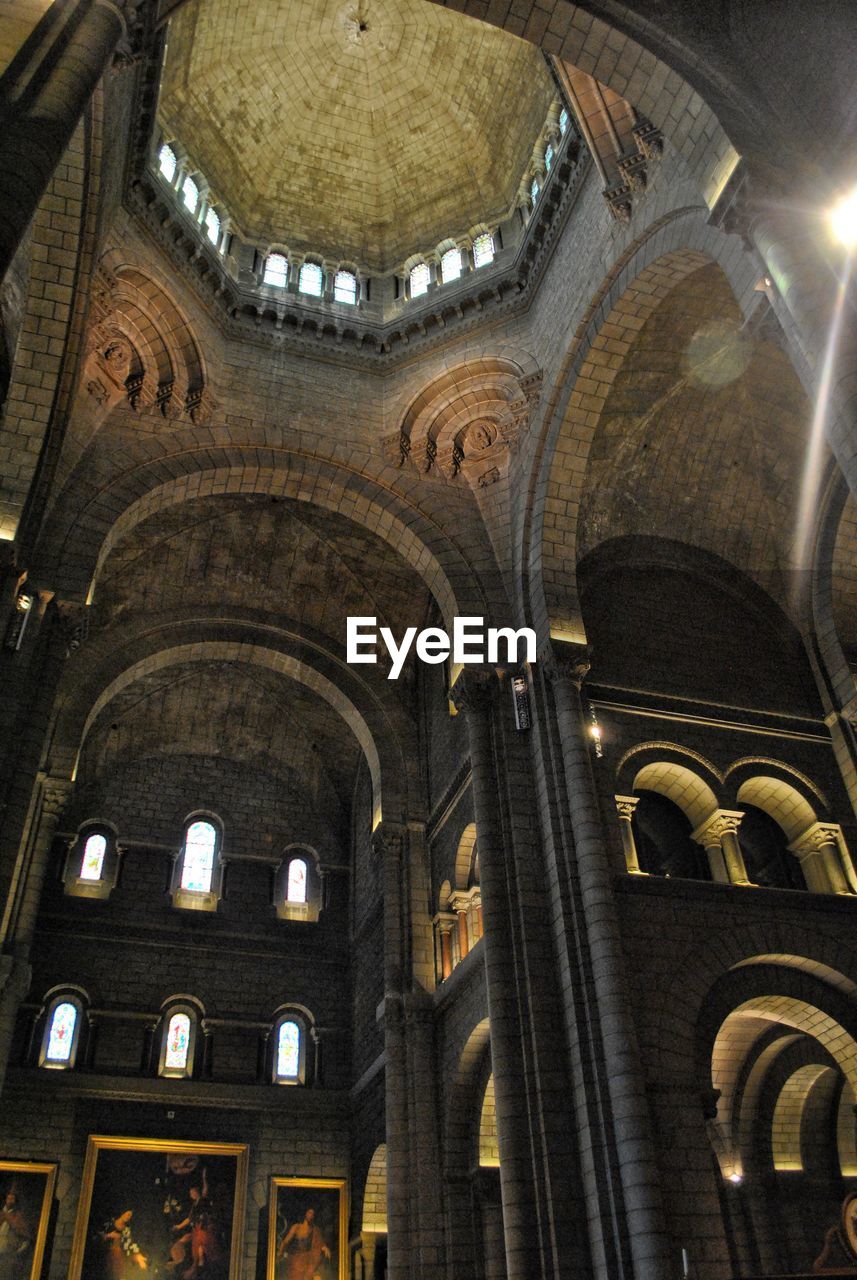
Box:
[2,2,857,1279]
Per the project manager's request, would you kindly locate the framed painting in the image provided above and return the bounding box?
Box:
[267,1177,347,1280]
[0,1160,56,1280]
[68,1136,247,1280]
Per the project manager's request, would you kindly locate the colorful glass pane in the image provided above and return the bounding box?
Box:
[299,261,323,296]
[264,253,289,287]
[277,1020,300,1079]
[441,248,461,284]
[473,233,494,269]
[530,177,539,205]
[334,270,357,304]
[287,858,307,904]
[164,1012,191,1071]
[181,175,199,213]
[559,106,569,135]
[81,833,106,881]
[180,820,216,892]
[205,207,221,246]
[410,262,430,298]
[158,144,177,182]
[545,142,554,172]
[46,1001,77,1062]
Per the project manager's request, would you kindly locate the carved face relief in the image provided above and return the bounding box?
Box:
[104,341,132,371]
[466,420,496,453]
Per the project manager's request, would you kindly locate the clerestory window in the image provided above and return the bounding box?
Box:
[39,992,85,1070]
[158,144,177,182]
[473,233,495,269]
[264,252,289,287]
[181,175,200,214]
[410,262,430,298]
[204,206,221,247]
[334,269,357,304]
[441,247,462,283]
[299,261,323,296]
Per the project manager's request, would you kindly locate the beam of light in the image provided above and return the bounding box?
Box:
[830,189,857,250]
[793,257,852,581]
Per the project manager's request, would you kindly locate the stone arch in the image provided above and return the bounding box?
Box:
[478,1073,499,1167]
[630,762,719,830]
[454,823,478,891]
[525,212,761,641]
[734,777,819,843]
[362,1144,388,1234]
[770,1062,834,1171]
[443,1018,492,1280]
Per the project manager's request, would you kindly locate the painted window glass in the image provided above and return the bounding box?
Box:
[544,142,554,172]
[158,144,177,182]
[473,233,494,269]
[287,858,307,904]
[46,1001,77,1063]
[180,820,217,892]
[181,175,199,213]
[410,262,430,298]
[204,206,221,246]
[441,248,462,283]
[559,106,569,135]
[530,177,540,205]
[299,261,323,296]
[264,252,289,287]
[81,833,106,881]
[164,1012,191,1071]
[277,1020,300,1080]
[334,270,357,304]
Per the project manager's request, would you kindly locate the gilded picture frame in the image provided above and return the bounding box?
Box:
[267,1176,347,1280]
[68,1136,247,1280]
[0,1159,57,1280]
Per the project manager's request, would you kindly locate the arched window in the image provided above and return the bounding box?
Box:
[264,252,289,287]
[287,857,307,904]
[181,175,199,214]
[180,820,217,892]
[334,269,357,304]
[39,992,85,1070]
[204,206,221,246]
[530,176,540,205]
[157,1001,199,1078]
[299,261,323,296]
[271,1009,309,1084]
[409,262,430,298]
[544,142,555,172]
[80,833,106,881]
[631,790,712,881]
[441,247,462,283]
[472,233,494,269]
[158,143,177,182]
[559,106,570,135]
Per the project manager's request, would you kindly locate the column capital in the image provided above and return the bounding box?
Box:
[448,890,472,914]
[432,911,457,933]
[615,795,639,822]
[539,640,591,689]
[788,821,842,855]
[691,809,745,846]
[371,821,407,862]
[450,668,496,716]
[40,776,73,818]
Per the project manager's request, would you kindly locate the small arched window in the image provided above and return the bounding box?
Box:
[40,993,85,1070]
[334,269,357,304]
[287,857,307,904]
[158,144,177,182]
[164,1012,191,1071]
[264,252,289,287]
[63,824,119,899]
[530,177,540,205]
[544,142,555,172]
[271,1010,309,1084]
[80,832,106,881]
[157,1001,199,1078]
[299,261,323,296]
[410,262,430,298]
[180,820,217,892]
[441,247,462,284]
[181,175,199,214]
[473,233,495,269]
[559,106,569,135]
[204,206,221,246]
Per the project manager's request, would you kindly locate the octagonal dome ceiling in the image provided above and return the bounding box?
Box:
[158,0,555,272]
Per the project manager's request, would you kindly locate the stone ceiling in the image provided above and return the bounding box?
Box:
[158,0,555,271]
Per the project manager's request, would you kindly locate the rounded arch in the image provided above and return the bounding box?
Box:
[454,823,478,891]
[631,761,719,830]
[734,776,819,843]
[362,1144,388,1234]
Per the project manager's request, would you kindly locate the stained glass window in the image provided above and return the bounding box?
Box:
[287,858,307,904]
[410,262,430,298]
[158,144,177,182]
[531,177,540,205]
[204,206,221,246]
[277,1020,300,1080]
[181,175,199,214]
[334,270,357,304]
[441,247,462,284]
[164,1012,191,1071]
[559,107,569,135]
[264,252,289,287]
[473,233,495,269]
[299,261,323,296]
[81,833,106,881]
[180,820,217,892]
[545,142,554,172]
[46,1001,77,1063]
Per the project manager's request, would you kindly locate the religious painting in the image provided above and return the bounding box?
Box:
[267,1177,347,1280]
[0,1161,56,1280]
[68,1137,247,1280]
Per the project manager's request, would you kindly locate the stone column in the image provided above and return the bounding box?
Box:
[0,0,138,282]
[544,647,676,1280]
[788,822,851,894]
[433,912,455,981]
[615,795,644,874]
[691,811,749,885]
[451,671,540,1280]
[449,891,470,964]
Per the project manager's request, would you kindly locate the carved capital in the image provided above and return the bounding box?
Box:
[788,822,842,856]
[603,182,632,222]
[450,669,495,716]
[691,809,745,846]
[700,1087,722,1121]
[41,776,72,819]
[615,795,639,823]
[371,821,407,862]
[540,641,591,690]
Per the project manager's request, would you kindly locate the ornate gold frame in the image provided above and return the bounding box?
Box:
[68,1135,248,1279]
[0,1159,56,1280]
[267,1175,348,1280]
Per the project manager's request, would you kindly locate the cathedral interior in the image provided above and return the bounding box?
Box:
[2,2,857,1278]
